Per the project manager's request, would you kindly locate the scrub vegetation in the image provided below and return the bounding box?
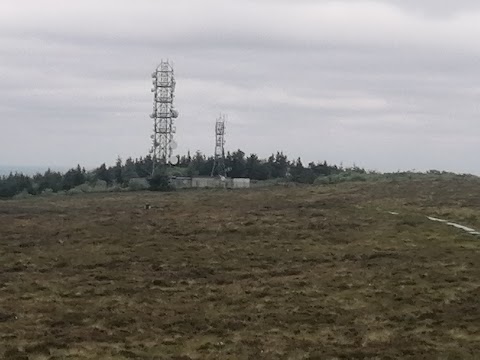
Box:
[0,178,479,359]
[1,149,474,200]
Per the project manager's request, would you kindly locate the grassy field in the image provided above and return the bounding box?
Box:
[0,179,479,359]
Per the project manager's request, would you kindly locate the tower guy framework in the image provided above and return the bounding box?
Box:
[150,60,178,174]
[211,114,227,177]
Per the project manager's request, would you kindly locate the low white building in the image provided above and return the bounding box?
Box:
[170,177,250,189]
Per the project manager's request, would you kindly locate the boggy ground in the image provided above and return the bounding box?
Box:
[0,179,479,359]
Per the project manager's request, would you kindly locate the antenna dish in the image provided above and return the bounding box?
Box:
[169,156,179,165]
[171,109,179,118]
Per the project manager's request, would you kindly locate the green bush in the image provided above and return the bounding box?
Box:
[314,172,370,185]
[107,185,124,193]
[66,188,83,196]
[128,178,150,191]
[13,189,33,200]
[41,188,55,196]
[148,174,173,192]
[92,180,108,192]
[74,184,91,193]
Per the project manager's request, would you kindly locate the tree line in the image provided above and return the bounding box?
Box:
[0,149,351,198]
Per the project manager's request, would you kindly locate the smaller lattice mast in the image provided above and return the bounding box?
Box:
[211,114,226,177]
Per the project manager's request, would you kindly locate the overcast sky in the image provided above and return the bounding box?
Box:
[1,0,480,174]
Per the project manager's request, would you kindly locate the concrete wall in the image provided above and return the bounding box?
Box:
[232,178,251,189]
[170,177,250,189]
[170,177,192,189]
[192,177,227,188]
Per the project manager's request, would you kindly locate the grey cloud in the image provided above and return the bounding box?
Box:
[278,0,480,17]
[381,0,480,16]
[0,0,479,174]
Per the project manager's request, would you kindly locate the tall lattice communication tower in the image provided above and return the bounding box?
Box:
[211,114,227,177]
[150,60,178,174]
